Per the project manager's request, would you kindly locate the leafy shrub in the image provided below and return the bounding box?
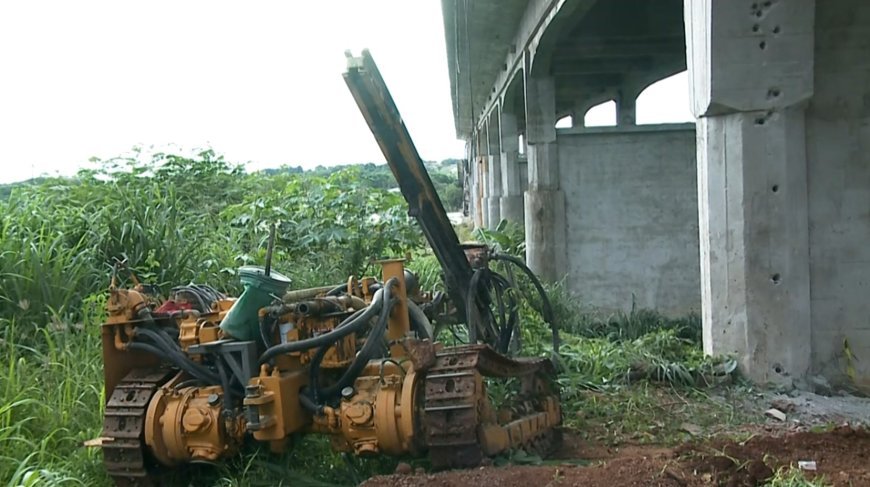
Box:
[0,151,422,343]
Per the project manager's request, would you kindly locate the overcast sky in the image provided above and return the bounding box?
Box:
[0,1,692,184]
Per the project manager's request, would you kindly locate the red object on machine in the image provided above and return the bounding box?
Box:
[155,300,193,314]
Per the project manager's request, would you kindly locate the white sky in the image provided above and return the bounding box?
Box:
[0,1,693,184]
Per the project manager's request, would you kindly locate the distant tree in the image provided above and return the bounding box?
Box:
[438,183,463,212]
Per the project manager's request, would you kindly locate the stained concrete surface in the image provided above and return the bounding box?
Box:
[557,125,699,316]
[805,0,870,389]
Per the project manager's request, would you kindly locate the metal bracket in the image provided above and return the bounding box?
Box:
[188,339,258,384]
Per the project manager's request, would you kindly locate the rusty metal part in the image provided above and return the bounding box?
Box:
[282,285,340,303]
[101,368,175,486]
[282,295,368,316]
[423,344,561,469]
[402,338,439,371]
[461,243,491,270]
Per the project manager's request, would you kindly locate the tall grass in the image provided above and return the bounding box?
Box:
[0,317,107,485]
[0,220,99,336]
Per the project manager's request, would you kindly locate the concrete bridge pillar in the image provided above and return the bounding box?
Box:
[523,72,568,282]
[485,116,502,229]
[616,87,637,126]
[686,0,815,385]
[470,130,485,228]
[498,110,524,224]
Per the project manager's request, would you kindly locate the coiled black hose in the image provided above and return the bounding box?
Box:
[302,305,378,404]
[306,278,398,407]
[489,272,519,353]
[307,343,331,404]
[258,288,385,365]
[491,253,560,354]
[320,279,396,399]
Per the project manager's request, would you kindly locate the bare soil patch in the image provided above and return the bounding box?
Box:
[362,426,870,486]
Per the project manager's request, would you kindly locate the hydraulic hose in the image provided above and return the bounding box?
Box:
[306,292,391,404]
[326,283,349,296]
[491,253,560,353]
[136,326,177,350]
[260,312,276,349]
[258,288,385,365]
[133,327,221,383]
[320,278,397,399]
[307,342,331,404]
[465,268,486,344]
[127,341,220,384]
[407,300,433,340]
[489,272,519,353]
[216,358,234,413]
[298,389,323,415]
[306,278,398,406]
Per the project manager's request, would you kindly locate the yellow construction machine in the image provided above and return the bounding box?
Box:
[97,51,561,485]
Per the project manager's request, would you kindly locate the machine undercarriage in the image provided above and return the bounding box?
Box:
[96,51,562,485]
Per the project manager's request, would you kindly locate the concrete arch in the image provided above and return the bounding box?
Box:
[532,0,687,125]
[584,100,617,127]
[502,71,526,127]
[635,71,693,125]
[527,0,597,77]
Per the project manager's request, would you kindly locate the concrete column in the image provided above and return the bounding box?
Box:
[469,131,485,228]
[686,0,815,385]
[616,88,636,126]
[474,130,488,229]
[462,141,472,217]
[498,110,524,224]
[485,116,502,229]
[523,69,568,282]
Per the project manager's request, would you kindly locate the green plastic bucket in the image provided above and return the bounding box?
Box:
[220,266,291,341]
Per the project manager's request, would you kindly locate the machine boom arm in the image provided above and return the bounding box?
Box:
[343,50,473,321]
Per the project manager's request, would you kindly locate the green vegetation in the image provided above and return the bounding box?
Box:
[0,151,429,337]
[515,289,741,446]
[0,151,738,485]
[260,159,464,213]
[767,466,829,487]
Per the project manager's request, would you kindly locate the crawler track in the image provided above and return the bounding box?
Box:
[423,344,561,469]
[101,368,174,487]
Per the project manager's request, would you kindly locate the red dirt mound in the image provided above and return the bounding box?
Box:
[681,425,870,486]
[362,427,870,487]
